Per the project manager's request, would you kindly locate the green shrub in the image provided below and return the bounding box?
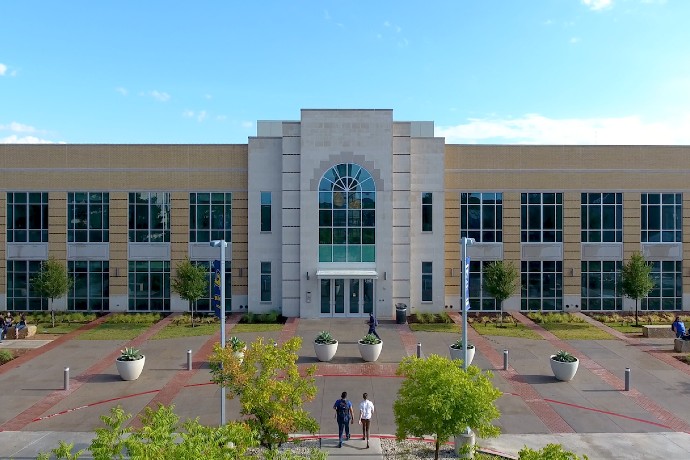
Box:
[519,443,588,459]
[439,312,452,324]
[422,312,436,324]
[360,333,382,345]
[0,350,14,365]
[243,312,257,324]
[107,313,162,324]
[413,313,426,324]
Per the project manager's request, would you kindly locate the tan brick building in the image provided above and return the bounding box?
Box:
[0,110,687,317]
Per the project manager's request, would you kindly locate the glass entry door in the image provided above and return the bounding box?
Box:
[320,278,375,317]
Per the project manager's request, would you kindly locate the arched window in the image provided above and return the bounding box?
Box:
[318,163,376,262]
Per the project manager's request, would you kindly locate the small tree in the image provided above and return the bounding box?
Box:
[171,258,208,327]
[210,336,319,449]
[393,354,501,460]
[519,443,589,460]
[32,257,73,327]
[620,252,654,327]
[483,260,519,326]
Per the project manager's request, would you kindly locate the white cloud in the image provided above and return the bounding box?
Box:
[149,90,170,102]
[241,121,254,129]
[581,0,613,11]
[115,87,128,96]
[435,113,690,145]
[0,135,62,144]
[182,110,207,122]
[0,122,36,133]
[0,63,6,76]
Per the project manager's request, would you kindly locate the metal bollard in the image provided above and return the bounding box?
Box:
[503,349,509,370]
[416,343,422,358]
[625,368,631,391]
[64,367,69,391]
[187,349,193,371]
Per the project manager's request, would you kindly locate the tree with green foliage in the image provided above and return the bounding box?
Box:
[519,443,589,460]
[210,336,319,449]
[171,258,209,327]
[32,257,73,326]
[620,252,655,327]
[393,354,501,460]
[483,260,519,326]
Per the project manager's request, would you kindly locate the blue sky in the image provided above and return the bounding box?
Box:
[1,0,688,144]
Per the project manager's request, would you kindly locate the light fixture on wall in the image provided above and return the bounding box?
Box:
[383,271,387,280]
[306,271,310,280]
[566,268,574,277]
[114,267,120,277]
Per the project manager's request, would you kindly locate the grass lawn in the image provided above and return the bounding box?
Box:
[36,322,86,334]
[605,324,648,334]
[472,322,543,340]
[232,323,283,333]
[153,322,219,339]
[408,323,459,333]
[78,323,152,340]
[539,322,614,340]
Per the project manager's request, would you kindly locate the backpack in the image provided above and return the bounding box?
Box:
[337,399,349,417]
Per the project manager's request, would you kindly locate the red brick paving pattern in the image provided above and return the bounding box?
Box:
[128,314,241,429]
[449,312,575,433]
[0,313,178,432]
[512,311,690,433]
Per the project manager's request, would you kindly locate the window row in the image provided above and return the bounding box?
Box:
[6,192,232,244]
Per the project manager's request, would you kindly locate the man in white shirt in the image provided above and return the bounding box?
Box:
[358,392,375,448]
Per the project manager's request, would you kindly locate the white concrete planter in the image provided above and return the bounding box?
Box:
[116,356,145,381]
[314,341,338,362]
[550,356,579,381]
[358,340,382,362]
[449,345,475,366]
[454,429,476,459]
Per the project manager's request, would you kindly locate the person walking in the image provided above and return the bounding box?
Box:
[358,392,375,448]
[333,391,354,448]
[367,312,381,340]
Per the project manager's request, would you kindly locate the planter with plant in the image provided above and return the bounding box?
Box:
[449,338,475,365]
[550,350,579,381]
[358,333,383,362]
[314,331,338,362]
[228,336,247,362]
[116,347,145,381]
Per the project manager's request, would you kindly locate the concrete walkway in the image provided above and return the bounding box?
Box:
[1,313,690,459]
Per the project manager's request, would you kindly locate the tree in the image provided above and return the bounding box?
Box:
[393,354,501,460]
[210,336,319,449]
[620,252,655,327]
[32,257,73,327]
[519,443,589,460]
[171,258,209,327]
[483,260,519,326]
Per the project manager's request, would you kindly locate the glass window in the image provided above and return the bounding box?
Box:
[68,261,110,310]
[641,193,682,242]
[68,192,109,243]
[318,163,376,262]
[128,261,170,311]
[521,193,562,243]
[580,261,622,311]
[422,262,432,301]
[6,260,47,310]
[128,193,170,242]
[520,260,563,311]
[188,260,232,312]
[461,193,503,242]
[189,192,231,242]
[7,192,49,243]
[422,192,433,232]
[642,261,682,311]
[468,261,499,311]
[260,262,271,302]
[261,192,272,232]
[581,193,622,243]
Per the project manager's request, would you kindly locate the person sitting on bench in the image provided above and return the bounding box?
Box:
[672,316,690,340]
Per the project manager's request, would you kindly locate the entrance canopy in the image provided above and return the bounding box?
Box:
[316,269,379,279]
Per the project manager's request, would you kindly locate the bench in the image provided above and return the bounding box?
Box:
[642,325,675,338]
[674,338,690,352]
[4,325,37,339]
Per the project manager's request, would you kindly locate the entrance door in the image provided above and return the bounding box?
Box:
[320,278,374,317]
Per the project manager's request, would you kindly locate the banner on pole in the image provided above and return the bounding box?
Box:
[464,256,471,311]
[212,260,222,318]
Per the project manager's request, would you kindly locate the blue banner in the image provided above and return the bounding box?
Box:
[211,260,222,318]
[464,256,471,311]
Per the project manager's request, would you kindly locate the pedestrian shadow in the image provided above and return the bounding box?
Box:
[78,373,122,383]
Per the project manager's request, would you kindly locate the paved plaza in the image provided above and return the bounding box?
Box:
[1,312,690,459]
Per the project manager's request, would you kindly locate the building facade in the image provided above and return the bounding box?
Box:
[0,109,688,317]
